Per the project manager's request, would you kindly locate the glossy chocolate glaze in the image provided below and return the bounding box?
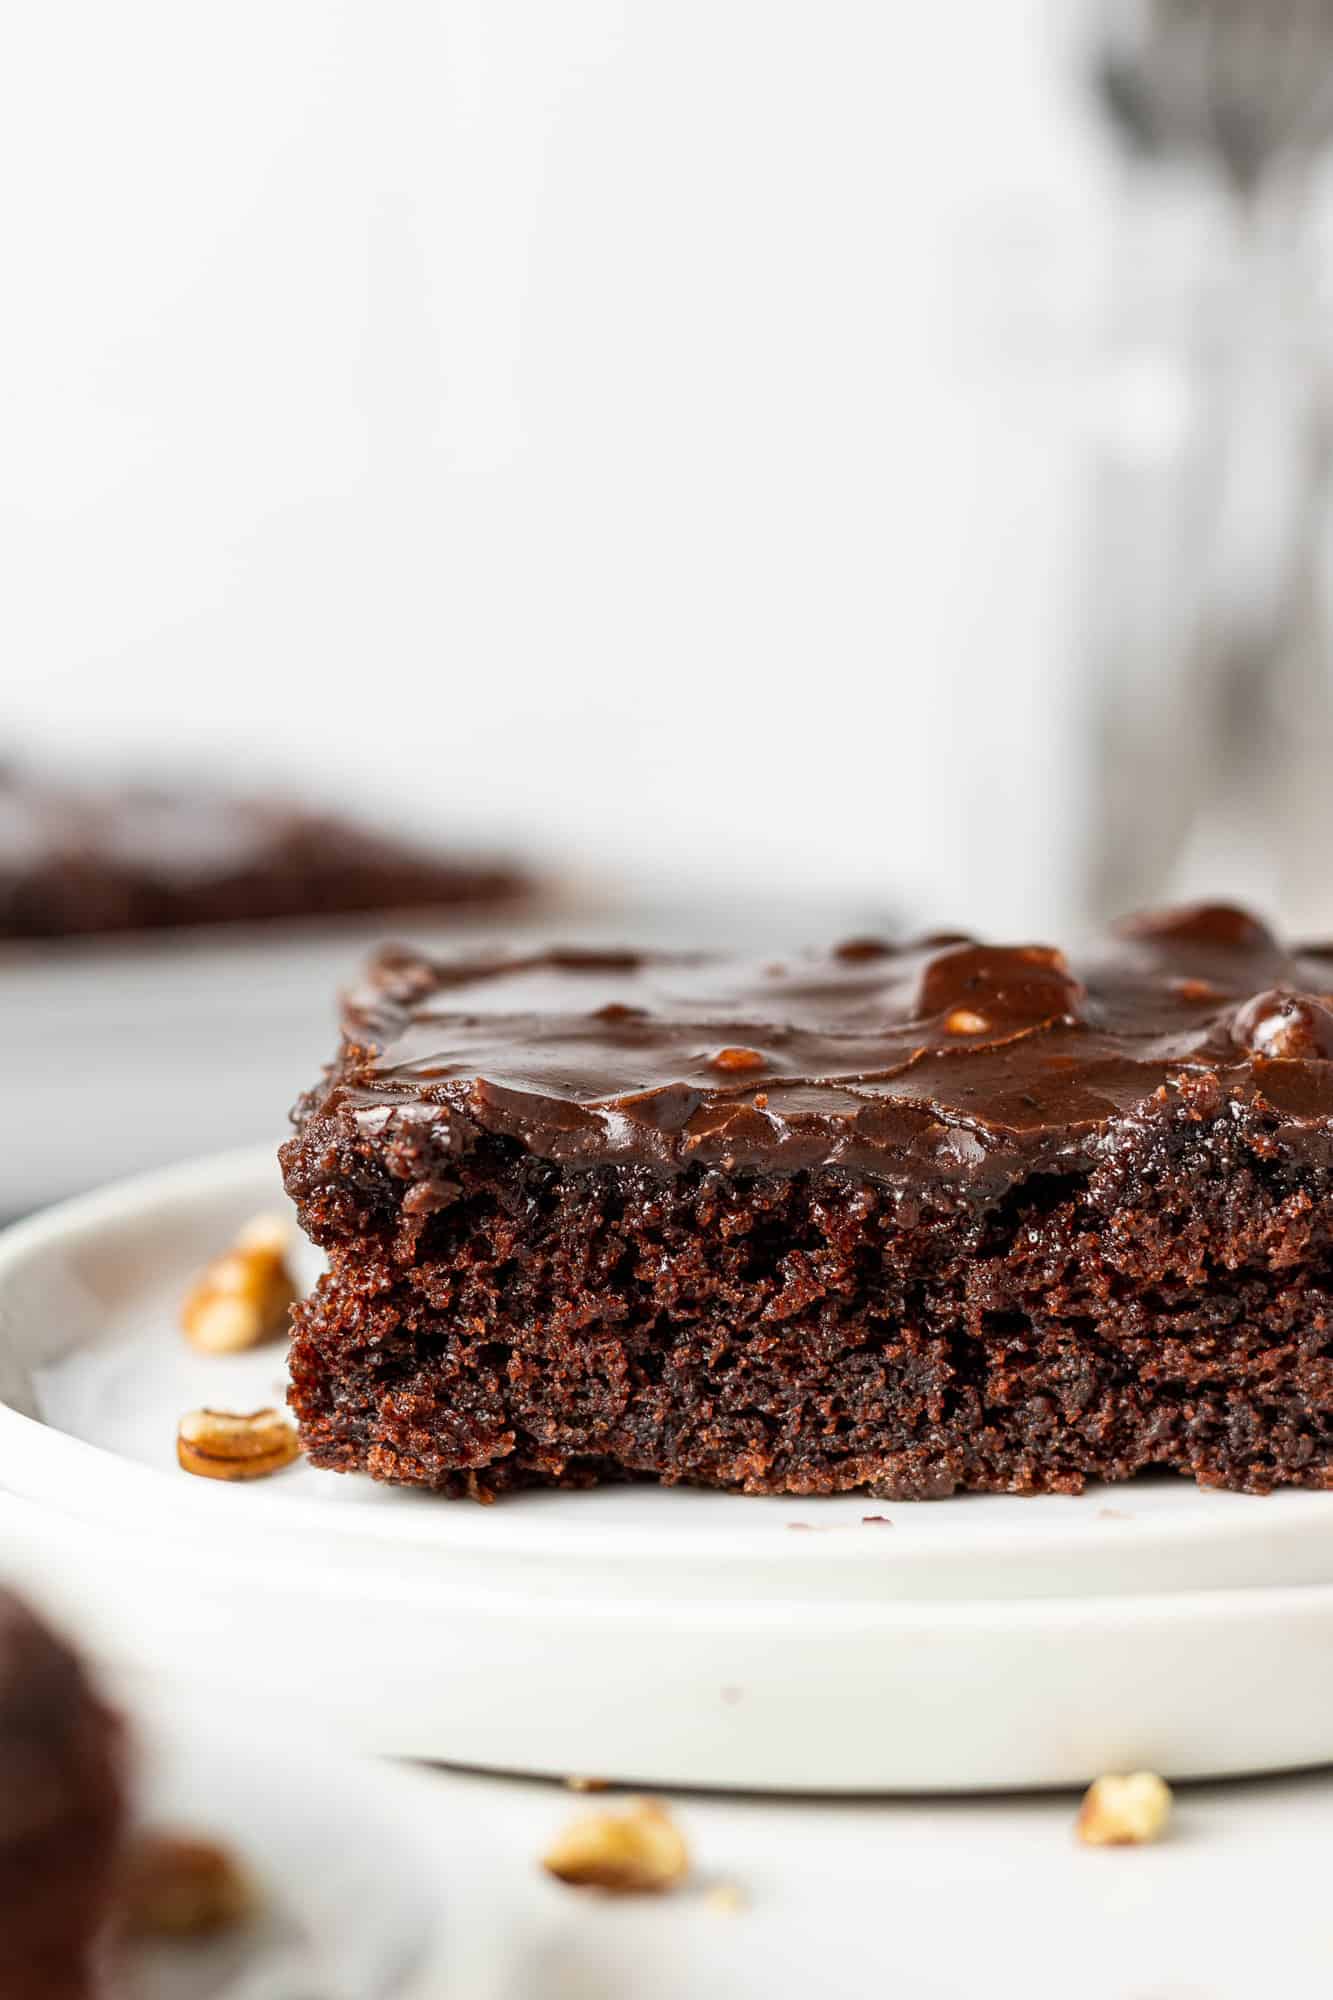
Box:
[322,904,1333,1198]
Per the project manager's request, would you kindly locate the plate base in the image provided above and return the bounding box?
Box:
[3,1149,1333,1791]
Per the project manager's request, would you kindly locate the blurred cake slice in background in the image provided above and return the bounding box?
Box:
[0,766,529,941]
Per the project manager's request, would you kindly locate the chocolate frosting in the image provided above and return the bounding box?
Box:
[323,905,1333,1200]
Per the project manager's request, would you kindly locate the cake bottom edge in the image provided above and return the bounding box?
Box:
[287,1285,1333,1502]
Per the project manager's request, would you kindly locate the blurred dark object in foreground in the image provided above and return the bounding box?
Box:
[0,766,529,941]
[0,1587,127,1999]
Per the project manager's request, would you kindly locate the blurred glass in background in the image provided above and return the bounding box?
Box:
[1080,0,1333,933]
[2,1,1332,936]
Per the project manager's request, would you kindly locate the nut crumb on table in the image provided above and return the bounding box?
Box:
[542,1798,690,1894]
[1076,1772,1173,1847]
[119,1830,258,1937]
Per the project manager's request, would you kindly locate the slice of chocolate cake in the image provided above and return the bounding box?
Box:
[281,905,1333,1499]
[0,1591,127,1999]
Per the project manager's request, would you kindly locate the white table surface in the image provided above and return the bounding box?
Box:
[388,1757,1333,1999]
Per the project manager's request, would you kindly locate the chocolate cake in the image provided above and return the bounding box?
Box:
[0,1591,127,1998]
[0,769,525,940]
[281,905,1333,1499]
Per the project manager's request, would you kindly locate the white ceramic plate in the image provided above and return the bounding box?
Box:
[4,1145,1331,1601]
[2,1148,1333,1791]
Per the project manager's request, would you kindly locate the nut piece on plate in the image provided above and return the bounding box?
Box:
[181,1214,298,1354]
[542,1798,690,1894]
[119,1830,258,1937]
[1076,1771,1173,1847]
[177,1407,302,1482]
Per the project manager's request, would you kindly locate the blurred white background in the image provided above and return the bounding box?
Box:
[0,0,1118,934]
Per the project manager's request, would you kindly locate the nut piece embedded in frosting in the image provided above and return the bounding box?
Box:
[1121,902,1274,952]
[917,942,1086,1032]
[1231,989,1333,1061]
